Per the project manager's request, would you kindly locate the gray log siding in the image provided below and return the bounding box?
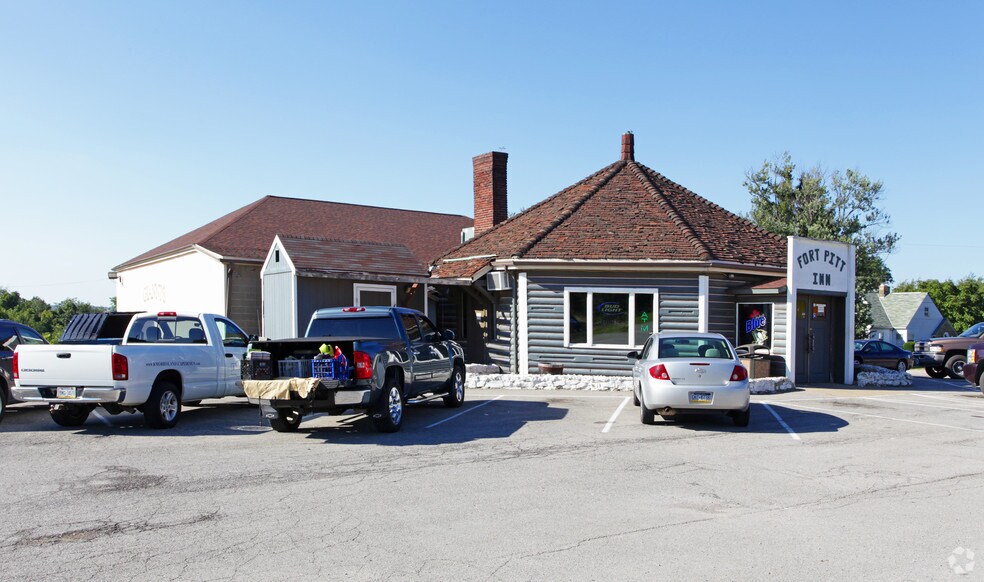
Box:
[525,273,701,376]
[486,294,512,371]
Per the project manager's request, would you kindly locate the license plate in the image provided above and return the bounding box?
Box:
[56,387,77,399]
[689,391,712,404]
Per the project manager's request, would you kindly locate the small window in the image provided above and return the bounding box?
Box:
[0,324,18,351]
[924,307,929,317]
[275,249,280,263]
[418,316,439,342]
[401,314,421,342]
[216,318,248,348]
[18,326,46,345]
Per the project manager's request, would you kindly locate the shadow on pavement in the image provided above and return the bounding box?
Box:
[657,402,848,434]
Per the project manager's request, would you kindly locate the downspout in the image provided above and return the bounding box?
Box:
[510,272,518,374]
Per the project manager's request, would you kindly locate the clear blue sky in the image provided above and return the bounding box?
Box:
[3,1,981,306]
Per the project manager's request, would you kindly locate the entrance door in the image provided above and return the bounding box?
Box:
[795,295,843,384]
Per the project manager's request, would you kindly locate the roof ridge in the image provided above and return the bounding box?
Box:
[265,194,471,220]
[514,160,628,258]
[433,161,623,264]
[635,163,785,244]
[278,234,410,248]
[627,162,712,261]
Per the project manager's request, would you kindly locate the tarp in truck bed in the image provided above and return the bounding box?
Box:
[243,378,320,400]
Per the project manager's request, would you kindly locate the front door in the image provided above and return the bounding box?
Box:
[795,295,840,384]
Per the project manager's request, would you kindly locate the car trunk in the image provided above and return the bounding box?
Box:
[661,360,737,387]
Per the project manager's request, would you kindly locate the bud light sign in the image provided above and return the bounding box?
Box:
[737,304,772,349]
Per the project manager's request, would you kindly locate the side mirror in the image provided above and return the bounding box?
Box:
[441,329,456,341]
[249,334,259,342]
[626,350,640,360]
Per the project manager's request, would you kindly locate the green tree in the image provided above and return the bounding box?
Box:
[0,288,104,342]
[894,276,984,332]
[744,153,899,331]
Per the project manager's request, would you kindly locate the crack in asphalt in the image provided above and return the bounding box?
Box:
[6,511,220,548]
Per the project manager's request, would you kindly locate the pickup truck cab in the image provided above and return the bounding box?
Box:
[913,322,984,379]
[13,312,249,429]
[244,306,465,433]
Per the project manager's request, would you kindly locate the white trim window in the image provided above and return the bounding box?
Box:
[354,283,397,307]
[564,288,658,348]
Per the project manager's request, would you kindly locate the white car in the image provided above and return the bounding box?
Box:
[629,332,750,427]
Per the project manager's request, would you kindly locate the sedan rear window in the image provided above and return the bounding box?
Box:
[658,337,733,359]
[307,316,400,339]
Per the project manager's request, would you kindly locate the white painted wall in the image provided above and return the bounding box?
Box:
[116,250,226,315]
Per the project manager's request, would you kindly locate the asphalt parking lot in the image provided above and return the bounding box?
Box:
[2,370,984,581]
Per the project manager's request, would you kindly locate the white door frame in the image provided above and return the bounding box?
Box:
[353,283,397,307]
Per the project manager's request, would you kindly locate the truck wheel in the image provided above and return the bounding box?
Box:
[442,365,465,408]
[926,366,948,379]
[50,404,93,427]
[270,408,302,432]
[145,381,181,429]
[945,355,966,380]
[979,372,984,395]
[372,377,404,433]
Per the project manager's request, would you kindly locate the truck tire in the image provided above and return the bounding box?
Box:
[945,355,966,380]
[372,377,404,433]
[145,381,181,429]
[270,408,302,432]
[979,372,984,395]
[926,366,948,379]
[443,365,465,408]
[50,404,93,427]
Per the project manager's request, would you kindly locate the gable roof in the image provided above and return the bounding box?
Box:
[432,159,787,279]
[866,291,932,329]
[276,235,428,277]
[114,196,473,270]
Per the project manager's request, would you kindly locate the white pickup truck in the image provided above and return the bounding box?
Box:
[13,312,249,429]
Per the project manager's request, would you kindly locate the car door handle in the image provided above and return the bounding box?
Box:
[225,353,235,358]
[57,353,72,359]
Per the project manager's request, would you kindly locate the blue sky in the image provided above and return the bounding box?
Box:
[2,1,981,306]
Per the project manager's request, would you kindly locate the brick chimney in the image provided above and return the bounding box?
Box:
[879,283,891,297]
[473,151,508,234]
[621,131,634,161]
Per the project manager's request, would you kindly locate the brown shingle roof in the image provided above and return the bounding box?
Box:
[115,196,473,270]
[432,160,786,279]
[278,236,428,277]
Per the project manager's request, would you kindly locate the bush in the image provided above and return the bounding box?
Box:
[903,341,915,351]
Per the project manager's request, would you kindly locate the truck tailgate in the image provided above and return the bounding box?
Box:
[15,344,115,386]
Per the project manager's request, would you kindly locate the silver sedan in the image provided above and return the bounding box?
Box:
[628,332,750,427]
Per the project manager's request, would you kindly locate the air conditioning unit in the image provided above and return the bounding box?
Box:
[486,271,512,291]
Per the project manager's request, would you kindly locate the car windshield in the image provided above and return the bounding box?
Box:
[854,341,865,351]
[958,323,984,338]
[307,316,400,339]
[658,337,733,359]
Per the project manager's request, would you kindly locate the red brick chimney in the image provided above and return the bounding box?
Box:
[473,151,508,234]
[621,131,634,161]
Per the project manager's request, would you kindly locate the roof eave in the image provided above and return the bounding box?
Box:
[489,258,786,276]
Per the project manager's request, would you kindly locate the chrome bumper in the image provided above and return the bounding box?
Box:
[12,386,125,404]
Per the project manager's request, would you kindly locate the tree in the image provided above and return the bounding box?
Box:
[744,153,899,331]
[894,276,984,332]
[0,288,104,342]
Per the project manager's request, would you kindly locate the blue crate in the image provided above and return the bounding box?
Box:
[312,358,349,381]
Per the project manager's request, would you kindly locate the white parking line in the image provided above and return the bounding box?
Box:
[778,402,984,434]
[425,395,503,429]
[91,409,113,427]
[910,393,984,407]
[920,377,978,391]
[601,397,631,433]
[760,403,801,441]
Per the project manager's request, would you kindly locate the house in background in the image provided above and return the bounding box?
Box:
[866,284,955,346]
[110,196,472,335]
[434,133,857,383]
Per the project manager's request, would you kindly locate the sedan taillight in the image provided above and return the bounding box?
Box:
[730,365,748,382]
[112,353,129,381]
[353,351,372,380]
[649,364,670,380]
[12,351,18,379]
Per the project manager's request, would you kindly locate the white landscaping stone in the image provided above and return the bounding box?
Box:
[855,364,912,388]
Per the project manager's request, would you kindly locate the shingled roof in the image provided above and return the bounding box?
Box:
[432,155,787,279]
[114,196,473,270]
[276,235,428,277]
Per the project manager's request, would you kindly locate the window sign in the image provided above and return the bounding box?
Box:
[566,288,657,347]
[737,304,772,348]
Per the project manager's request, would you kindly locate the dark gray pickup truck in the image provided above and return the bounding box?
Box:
[243,306,466,433]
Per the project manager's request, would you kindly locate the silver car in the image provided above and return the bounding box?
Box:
[628,332,750,427]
